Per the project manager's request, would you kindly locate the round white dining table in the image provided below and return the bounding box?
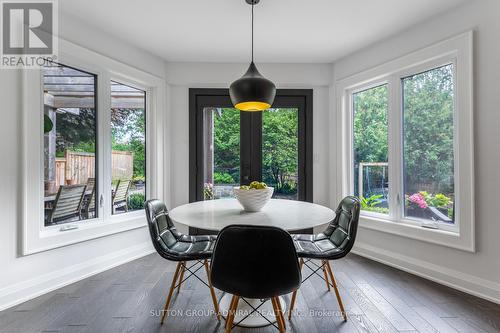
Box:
[169,198,335,328]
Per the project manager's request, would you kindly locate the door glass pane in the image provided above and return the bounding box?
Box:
[203,107,240,200]
[403,64,455,223]
[262,108,298,200]
[353,85,389,215]
[111,81,146,214]
[42,62,97,226]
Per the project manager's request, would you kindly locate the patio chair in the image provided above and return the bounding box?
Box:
[46,184,87,224]
[82,178,96,219]
[112,179,131,214]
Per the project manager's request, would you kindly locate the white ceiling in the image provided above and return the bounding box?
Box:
[60,0,469,63]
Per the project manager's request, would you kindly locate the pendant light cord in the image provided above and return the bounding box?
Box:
[251,2,254,63]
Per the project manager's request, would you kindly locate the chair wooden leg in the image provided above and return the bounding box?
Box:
[271,297,286,333]
[322,260,331,291]
[160,262,182,324]
[274,296,286,330]
[225,295,237,329]
[203,259,221,321]
[325,261,347,321]
[224,295,239,333]
[176,262,185,294]
[288,258,304,320]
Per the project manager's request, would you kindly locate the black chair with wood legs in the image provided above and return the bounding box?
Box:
[210,225,301,333]
[145,199,221,325]
[289,196,360,322]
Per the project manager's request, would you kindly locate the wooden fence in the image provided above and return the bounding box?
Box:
[55,150,133,187]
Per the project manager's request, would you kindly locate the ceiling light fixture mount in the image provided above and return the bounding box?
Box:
[229,0,276,112]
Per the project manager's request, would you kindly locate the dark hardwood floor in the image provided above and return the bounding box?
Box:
[1,253,499,333]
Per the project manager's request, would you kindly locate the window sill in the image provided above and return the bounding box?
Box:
[23,212,147,256]
[358,214,475,252]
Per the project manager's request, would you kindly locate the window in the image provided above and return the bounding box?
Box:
[189,89,313,203]
[22,39,165,255]
[403,64,455,224]
[353,85,389,215]
[110,81,146,214]
[42,62,97,226]
[336,32,473,251]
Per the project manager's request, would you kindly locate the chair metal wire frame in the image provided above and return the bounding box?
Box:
[160,259,221,325]
[288,258,347,321]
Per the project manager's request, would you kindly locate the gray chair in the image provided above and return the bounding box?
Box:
[112,179,131,213]
[145,199,220,325]
[289,196,360,321]
[46,184,87,224]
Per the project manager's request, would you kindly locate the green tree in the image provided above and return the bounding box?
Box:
[353,85,388,164]
[262,108,298,192]
[111,108,145,179]
[213,108,240,182]
[352,64,455,199]
[403,65,454,194]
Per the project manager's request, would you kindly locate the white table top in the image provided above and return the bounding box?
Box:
[169,199,335,232]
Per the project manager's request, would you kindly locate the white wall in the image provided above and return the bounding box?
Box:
[0,13,164,310]
[333,0,500,303]
[165,62,333,218]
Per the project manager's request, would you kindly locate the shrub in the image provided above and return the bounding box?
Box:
[213,172,235,184]
[128,193,145,210]
[277,181,297,194]
[360,194,383,209]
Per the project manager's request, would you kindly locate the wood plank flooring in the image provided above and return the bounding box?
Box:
[1,253,499,333]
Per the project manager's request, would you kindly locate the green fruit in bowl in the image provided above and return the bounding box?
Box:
[239,185,250,190]
[247,181,268,189]
[249,181,259,189]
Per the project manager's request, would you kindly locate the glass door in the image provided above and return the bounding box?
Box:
[189,89,312,202]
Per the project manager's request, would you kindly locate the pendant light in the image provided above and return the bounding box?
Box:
[229,0,276,112]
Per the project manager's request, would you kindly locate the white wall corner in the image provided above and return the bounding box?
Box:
[352,242,500,305]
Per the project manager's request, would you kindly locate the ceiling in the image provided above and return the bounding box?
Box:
[60,0,469,63]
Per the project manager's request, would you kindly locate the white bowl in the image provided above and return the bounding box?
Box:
[233,187,274,212]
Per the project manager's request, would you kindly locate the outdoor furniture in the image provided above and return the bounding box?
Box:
[45,184,87,224]
[82,178,96,219]
[210,225,301,333]
[169,198,335,328]
[144,199,220,325]
[288,196,360,322]
[112,179,131,214]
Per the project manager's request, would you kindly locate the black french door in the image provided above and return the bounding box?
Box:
[189,88,313,203]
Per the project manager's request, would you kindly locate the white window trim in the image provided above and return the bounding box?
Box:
[21,38,166,255]
[334,31,474,252]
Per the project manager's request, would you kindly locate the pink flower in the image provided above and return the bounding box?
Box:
[408,193,428,209]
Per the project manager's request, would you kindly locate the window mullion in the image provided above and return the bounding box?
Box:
[99,73,112,220]
[387,75,402,221]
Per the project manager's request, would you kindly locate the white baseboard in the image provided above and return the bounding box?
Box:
[352,242,500,305]
[0,242,155,311]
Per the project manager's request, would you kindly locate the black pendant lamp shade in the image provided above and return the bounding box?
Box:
[229,0,276,111]
[229,62,276,111]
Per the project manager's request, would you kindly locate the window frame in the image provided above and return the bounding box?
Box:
[21,38,166,255]
[334,31,474,251]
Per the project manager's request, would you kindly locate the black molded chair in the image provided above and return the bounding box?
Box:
[210,225,301,333]
[289,196,360,321]
[145,199,220,325]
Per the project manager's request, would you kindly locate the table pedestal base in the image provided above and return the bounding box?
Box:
[219,293,287,328]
